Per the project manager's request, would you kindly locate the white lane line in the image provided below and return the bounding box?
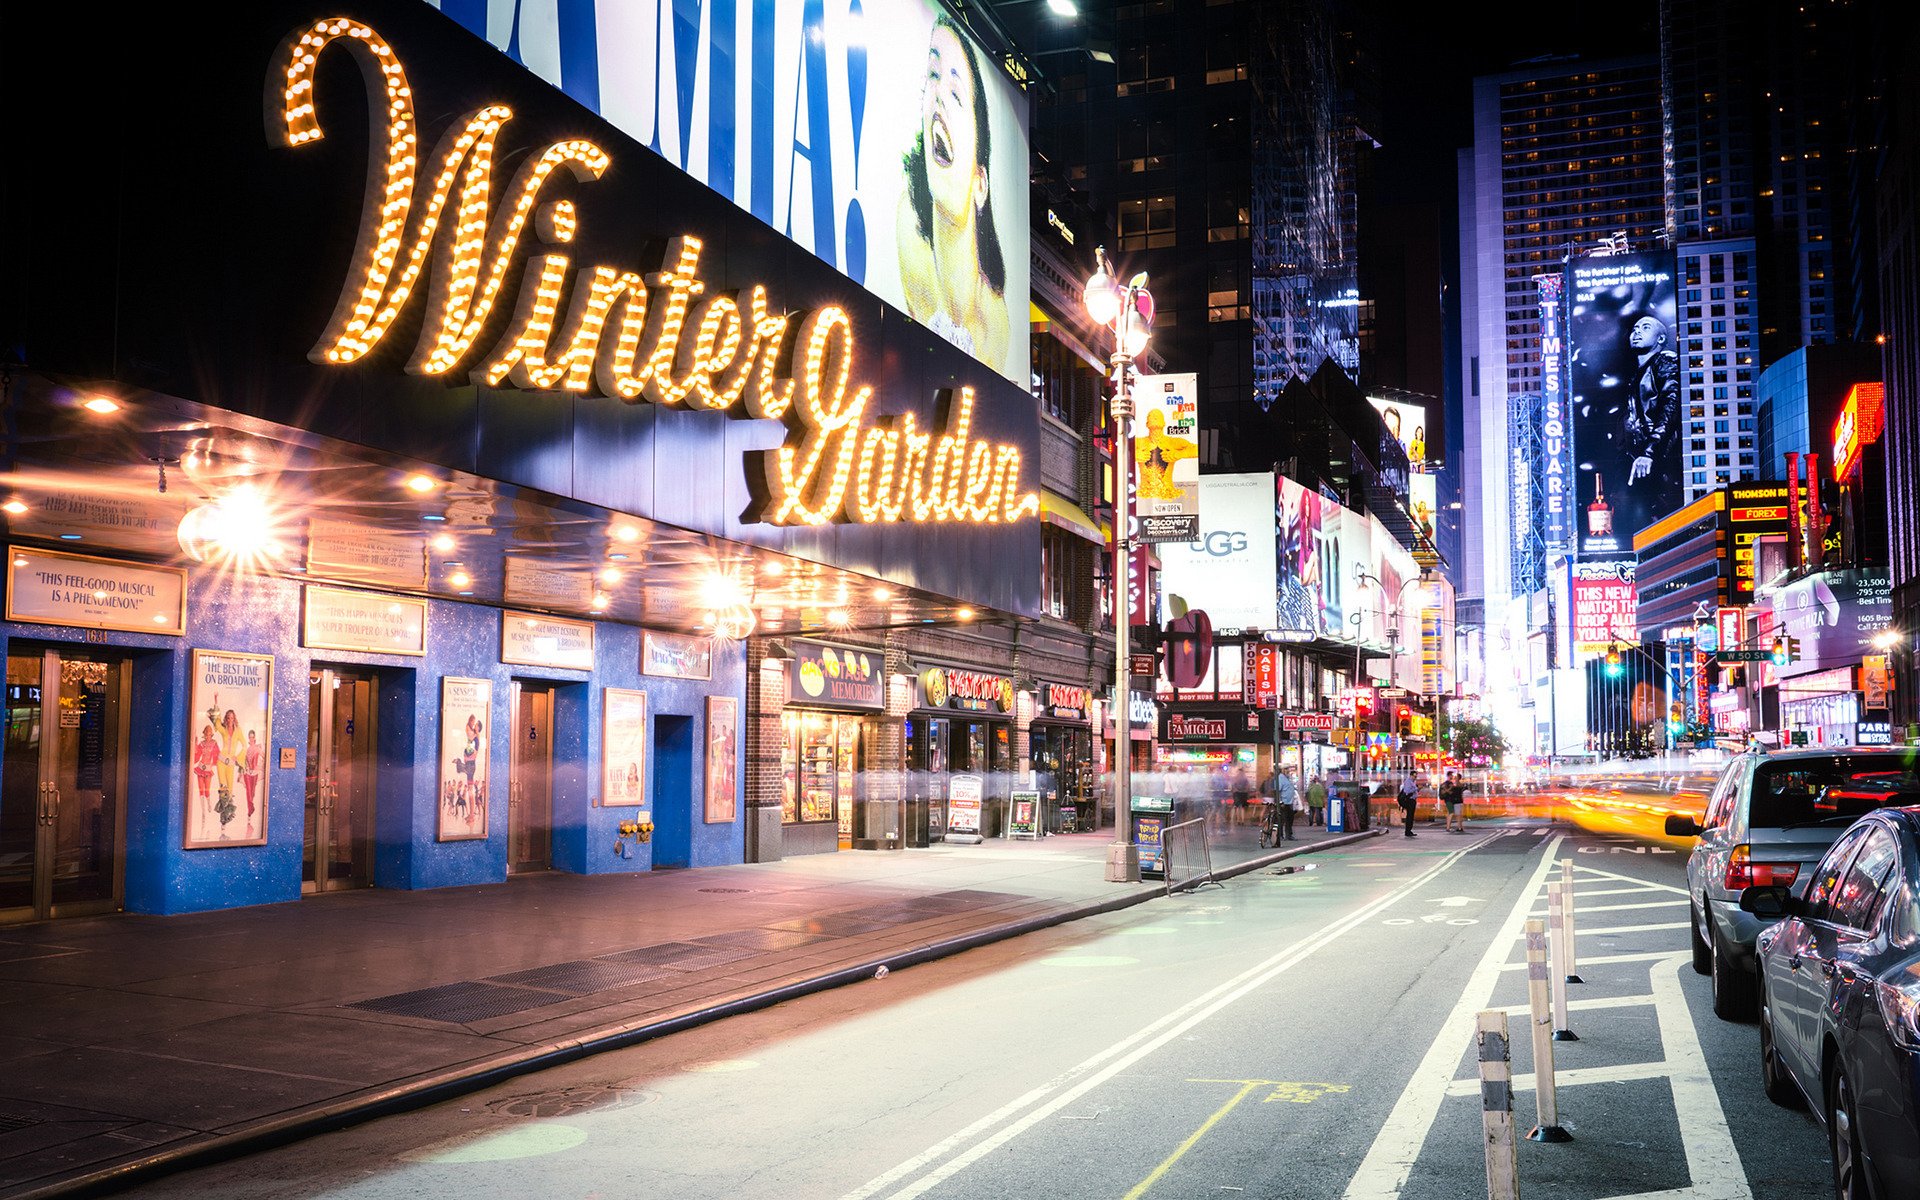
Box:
[1579,921,1690,936]
[1442,1061,1671,1097]
[1563,884,1677,899]
[1496,993,1655,1017]
[1649,954,1755,1200]
[1570,864,1690,895]
[1527,898,1686,917]
[1341,835,1565,1200]
[1498,950,1680,971]
[839,833,1502,1200]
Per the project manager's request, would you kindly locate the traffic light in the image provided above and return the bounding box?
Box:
[1353,691,1374,719]
[1604,644,1625,678]
[1770,636,1801,667]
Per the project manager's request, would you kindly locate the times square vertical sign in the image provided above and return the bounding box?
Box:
[1536,273,1570,552]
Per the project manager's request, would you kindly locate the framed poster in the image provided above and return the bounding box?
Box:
[642,629,713,680]
[705,695,738,823]
[184,649,273,848]
[603,687,649,808]
[436,677,492,841]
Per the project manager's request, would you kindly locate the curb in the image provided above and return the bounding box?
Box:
[13,828,1384,1200]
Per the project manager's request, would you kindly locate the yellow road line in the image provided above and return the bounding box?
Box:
[1122,1081,1264,1200]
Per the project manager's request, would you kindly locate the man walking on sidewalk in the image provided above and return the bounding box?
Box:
[1396,774,1420,837]
[1305,774,1326,827]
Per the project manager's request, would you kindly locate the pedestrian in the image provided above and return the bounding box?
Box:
[1266,767,1300,842]
[1396,774,1420,837]
[1306,774,1327,828]
[1443,771,1467,833]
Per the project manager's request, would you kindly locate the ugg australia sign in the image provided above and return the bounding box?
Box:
[271,17,1038,530]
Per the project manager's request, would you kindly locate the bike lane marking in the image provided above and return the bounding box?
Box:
[1341,834,1565,1199]
[837,832,1504,1200]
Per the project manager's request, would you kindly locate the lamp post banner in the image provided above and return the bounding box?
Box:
[1130,374,1201,542]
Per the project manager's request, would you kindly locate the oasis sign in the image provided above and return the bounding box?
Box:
[271,18,1038,530]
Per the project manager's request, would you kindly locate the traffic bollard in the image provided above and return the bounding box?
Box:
[1477,1010,1519,1200]
[1547,882,1579,1042]
[1524,918,1572,1142]
[1560,858,1583,983]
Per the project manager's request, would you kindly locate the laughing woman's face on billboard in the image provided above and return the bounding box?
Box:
[897,16,1010,372]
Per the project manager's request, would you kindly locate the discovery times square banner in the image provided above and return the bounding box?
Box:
[424,0,1033,385]
[1564,251,1681,559]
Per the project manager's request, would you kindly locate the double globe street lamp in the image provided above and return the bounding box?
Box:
[1084,247,1154,884]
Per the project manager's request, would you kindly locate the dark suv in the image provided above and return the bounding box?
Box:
[1666,748,1920,1020]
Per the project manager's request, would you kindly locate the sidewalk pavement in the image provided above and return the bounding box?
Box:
[0,820,1380,1199]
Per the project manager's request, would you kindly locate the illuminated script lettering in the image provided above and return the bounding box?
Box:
[270,18,1037,528]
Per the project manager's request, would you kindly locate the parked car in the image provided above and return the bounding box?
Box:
[1666,748,1920,1019]
[1742,807,1920,1200]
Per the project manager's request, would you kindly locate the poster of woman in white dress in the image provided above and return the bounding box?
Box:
[437,676,492,841]
[603,687,648,807]
[185,649,273,849]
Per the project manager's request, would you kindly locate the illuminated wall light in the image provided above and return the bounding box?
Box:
[2,499,26,515]
[612,524,640,543]
[590,593,610,611]
[956,607,975,621]
[599,566,623,585]
[827,608,850,626]
[405,474,437,493]
[176,482,287,571]
[431,533,455,552]
[284,19,1038,530]
[448,569,472,588]
[764,561,785,577]
[12,555,27,567]
[872,587,892,600]
[82,396,121,414]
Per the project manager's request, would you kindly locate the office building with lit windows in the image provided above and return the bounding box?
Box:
[1456,55,1667,609]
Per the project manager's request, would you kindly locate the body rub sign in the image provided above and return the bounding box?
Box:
[271,19,1037,529]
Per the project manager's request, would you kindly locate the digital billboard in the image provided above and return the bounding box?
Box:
[427,0,1033,384]
[1566,251,1680,558]
[1727,482,1790,605]
[1767,567,1893,677]
[1368,396,1428,466]
[1570,560,1637,662]
[1157,473,1276,634]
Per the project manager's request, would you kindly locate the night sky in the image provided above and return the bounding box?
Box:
[1371,0,1660,207]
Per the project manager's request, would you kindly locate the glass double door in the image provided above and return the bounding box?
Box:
[2,648,128,923]
[305,667,378,892]
[508,682,553,874]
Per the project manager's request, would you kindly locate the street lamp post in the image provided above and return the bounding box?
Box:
[1085,247,1154,885]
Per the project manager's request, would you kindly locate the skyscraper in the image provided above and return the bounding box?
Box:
[1457,56,1668,609]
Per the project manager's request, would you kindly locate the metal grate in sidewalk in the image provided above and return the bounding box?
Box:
[487,959,678,996]
[345,980,564,1024]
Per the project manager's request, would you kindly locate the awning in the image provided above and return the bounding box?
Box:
[1040,490,1109,545]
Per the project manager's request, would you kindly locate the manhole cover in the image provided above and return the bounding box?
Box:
[485,1084,655,1118]
[698,887,750,894]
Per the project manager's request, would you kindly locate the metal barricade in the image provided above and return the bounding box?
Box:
[1161,817,1221,895]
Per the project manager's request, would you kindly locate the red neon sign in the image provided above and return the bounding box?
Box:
[1833,382,1885,481]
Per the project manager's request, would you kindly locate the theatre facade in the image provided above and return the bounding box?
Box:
[0,1,1088,922]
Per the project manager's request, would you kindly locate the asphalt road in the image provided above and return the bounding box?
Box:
[135,803,1833,1199]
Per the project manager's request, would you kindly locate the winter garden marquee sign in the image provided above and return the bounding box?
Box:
[272,18,1039,528]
